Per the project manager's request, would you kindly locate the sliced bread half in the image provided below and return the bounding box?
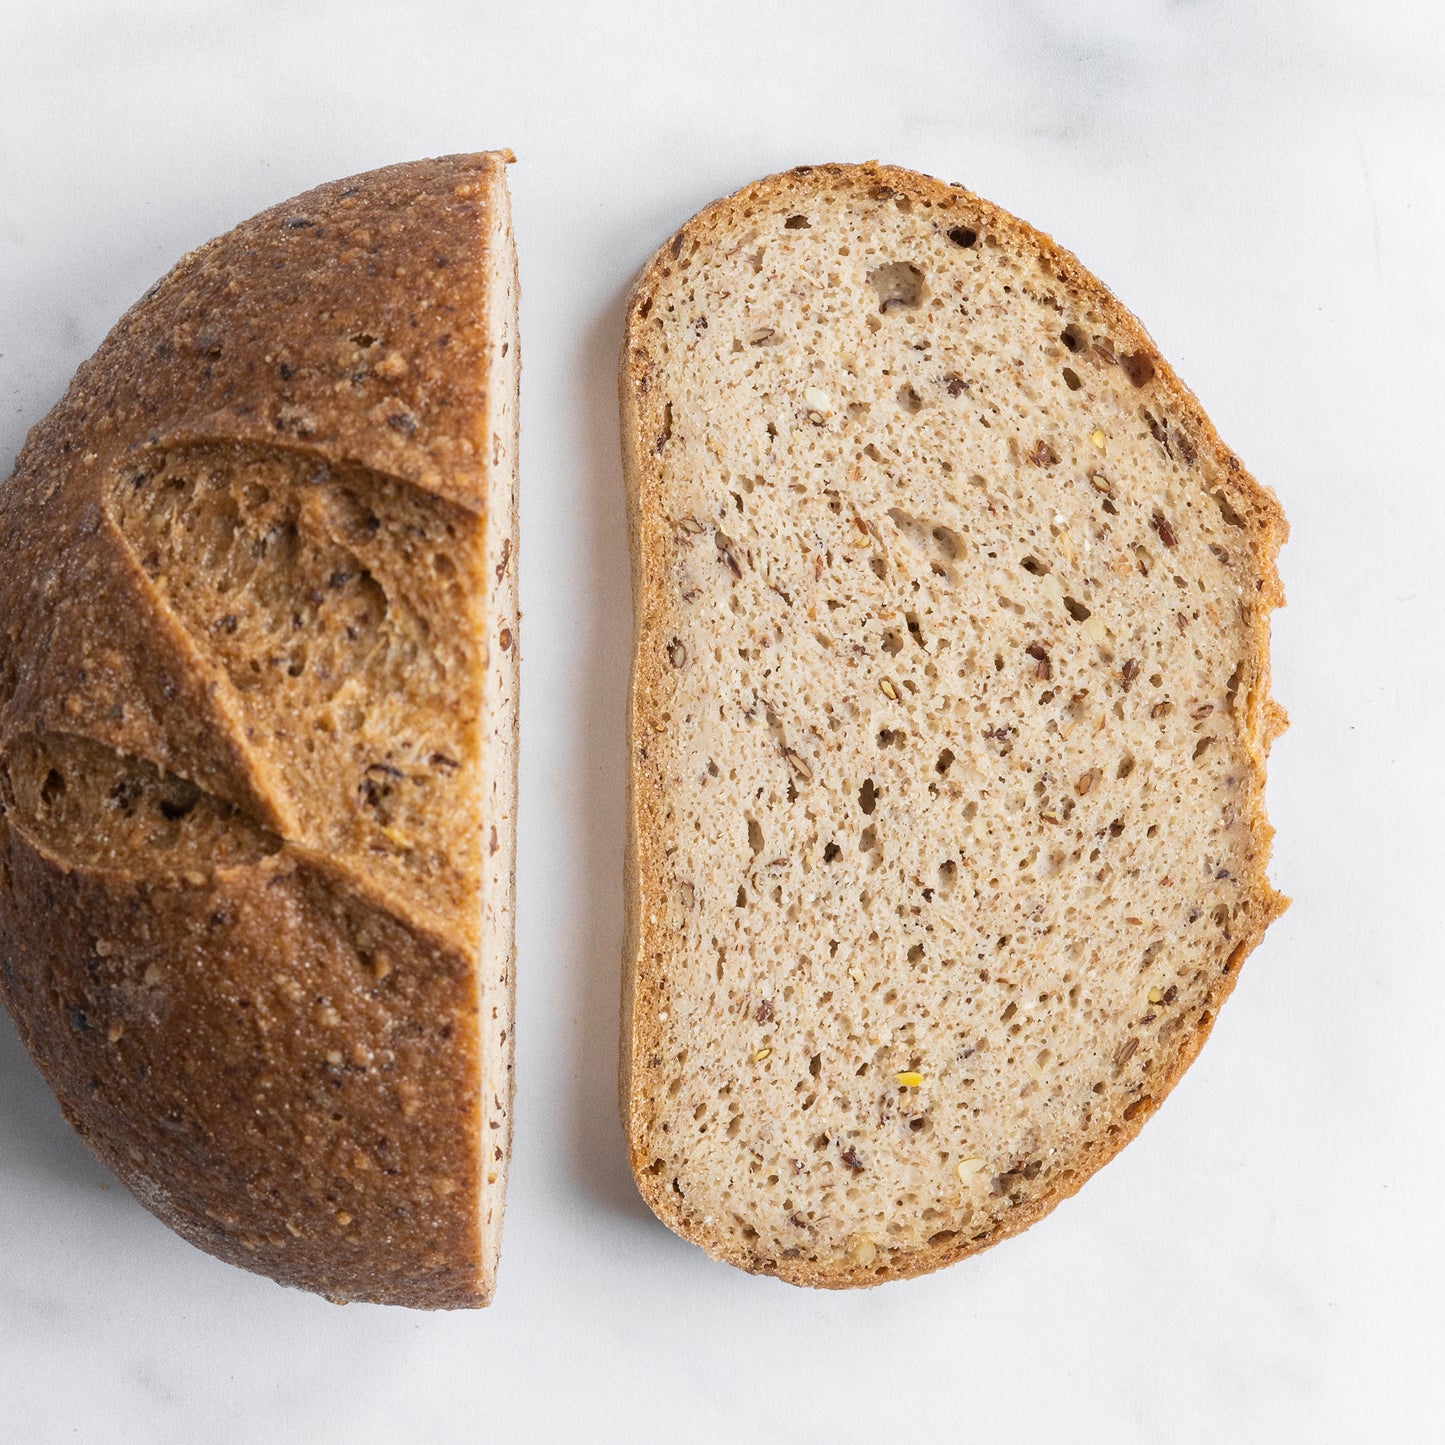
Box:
[620,162,1286,1287]
[0,153,519,1308]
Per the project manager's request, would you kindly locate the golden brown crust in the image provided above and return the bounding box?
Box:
[619,161,1288,1288]
[0,153,515,1308]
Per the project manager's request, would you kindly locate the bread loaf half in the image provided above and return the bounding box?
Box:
[0,154,519,1308]
[620,162,1286,1287]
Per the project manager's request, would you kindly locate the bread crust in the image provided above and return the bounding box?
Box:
[619,162,1287,1288]
[0,153,517,1308]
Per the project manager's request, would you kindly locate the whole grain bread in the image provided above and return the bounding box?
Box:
[0,153,520,1308]
[620,162,1286,1287]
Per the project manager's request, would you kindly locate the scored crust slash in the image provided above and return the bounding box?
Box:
[618,161,1287,1288]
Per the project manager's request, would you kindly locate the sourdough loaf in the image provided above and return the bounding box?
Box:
[0,153,519,1308]
[620,162,1286,1286]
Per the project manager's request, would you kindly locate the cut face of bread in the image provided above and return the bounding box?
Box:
[621,163,1286,1287]
[0,154,518,1308]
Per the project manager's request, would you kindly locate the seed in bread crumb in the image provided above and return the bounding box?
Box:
[335,1212,353,1228]
[879,678,898,700]
[895,1071,924,1087]
[315,1004,342,1028]
[1089,428,1106,451]
[107,1021,126,1043]
[803,386,832,417]
[1147,986,1165,1005]
[752,1047,773,1062]
[847,1235,878,1267]
[782,747,813,783]
[956,1157,986,1184]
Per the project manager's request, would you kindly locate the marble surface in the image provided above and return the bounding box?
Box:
[2,1,1442,1439]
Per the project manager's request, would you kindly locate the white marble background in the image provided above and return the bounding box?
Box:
[2,1,1441,1440]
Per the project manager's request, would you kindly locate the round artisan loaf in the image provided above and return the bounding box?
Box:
[0,153,519,1308]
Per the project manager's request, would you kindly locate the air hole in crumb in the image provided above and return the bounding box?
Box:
[1020,555,1049,576]
[1062,367,1082,391]
[736,886,747,907]
[1213,491,1246,529]
[869,261,926,313]
[747,818,764,854]
[1063,597,1091,622]
[935,748,955,776]
[1116,754,1136,780]
[1121,352,1156,388]
[1061,324,1089,353]
[40,769,66,806]
[1225,661,1246,711]
[947,226,977,249]
[898,385,924,415]
[823,842,841,863]
[858,779,877,815]
[784,214,811,230]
